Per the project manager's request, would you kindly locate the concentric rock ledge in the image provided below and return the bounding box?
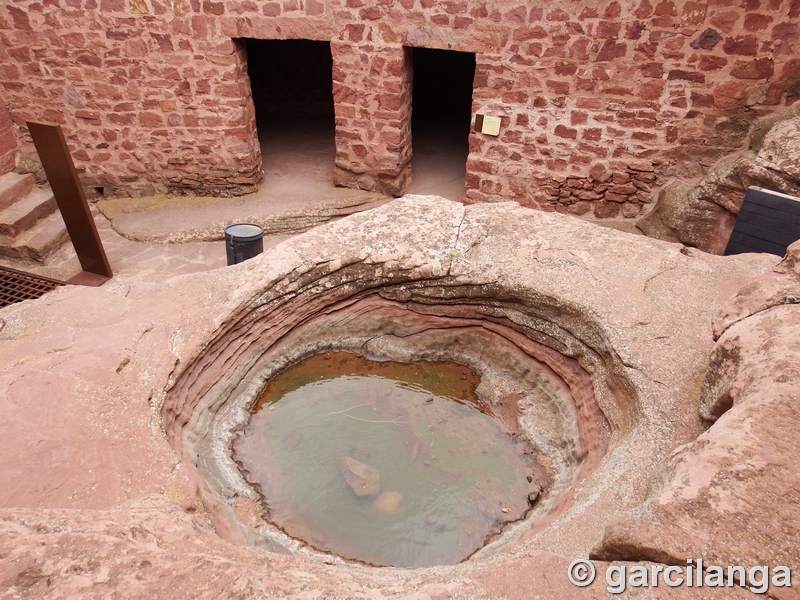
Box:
[0,196,785,598]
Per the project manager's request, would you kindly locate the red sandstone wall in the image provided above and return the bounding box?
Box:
[0,101,17,174]
[0,1,263,197]
[462,0,800,218]
[0,0,797,214]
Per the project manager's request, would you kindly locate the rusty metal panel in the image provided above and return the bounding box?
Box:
[26,122,112,280]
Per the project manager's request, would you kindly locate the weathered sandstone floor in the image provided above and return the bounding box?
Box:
[0,196,796,599]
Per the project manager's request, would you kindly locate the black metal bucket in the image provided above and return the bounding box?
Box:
[224,223,264,266]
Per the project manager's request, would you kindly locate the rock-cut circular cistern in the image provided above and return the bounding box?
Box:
[160,196,763,572]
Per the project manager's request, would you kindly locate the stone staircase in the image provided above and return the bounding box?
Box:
[0,172,69,263]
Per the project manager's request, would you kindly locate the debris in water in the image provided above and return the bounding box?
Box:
[374,490,402,513]
[340,456,381,497]
[409,440,420,462]
[425,514,444,531]
[282,430,302,451]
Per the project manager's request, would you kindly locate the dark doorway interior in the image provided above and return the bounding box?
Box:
[245,39,335,195]
[406,48,476,201]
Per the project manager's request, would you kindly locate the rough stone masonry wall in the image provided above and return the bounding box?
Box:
[463,0,799,218]
[0,1,264,197]
[0,0,797,214]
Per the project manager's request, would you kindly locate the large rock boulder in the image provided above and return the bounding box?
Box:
[0,196,784,598]
[638,111,800,254]
[592,241,800,599]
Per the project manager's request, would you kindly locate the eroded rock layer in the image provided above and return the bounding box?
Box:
[0,196,787,598]
[180,293,611,554]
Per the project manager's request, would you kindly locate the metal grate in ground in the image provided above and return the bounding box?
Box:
[0,266,65,308]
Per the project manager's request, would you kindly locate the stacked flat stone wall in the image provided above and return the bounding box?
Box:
[461,0,800,218]
[0,0,797,215]
[0,2,264,197]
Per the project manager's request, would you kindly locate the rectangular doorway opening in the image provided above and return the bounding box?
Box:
[406,47,476,201]
[244,39,336,204]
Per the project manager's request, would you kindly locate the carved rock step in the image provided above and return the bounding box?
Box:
[0,210,70,262]
[0,172,35,210]
[0,173,69,263]
[0,188,57,237]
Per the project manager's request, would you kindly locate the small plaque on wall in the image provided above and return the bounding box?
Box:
[474,114,501,136]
